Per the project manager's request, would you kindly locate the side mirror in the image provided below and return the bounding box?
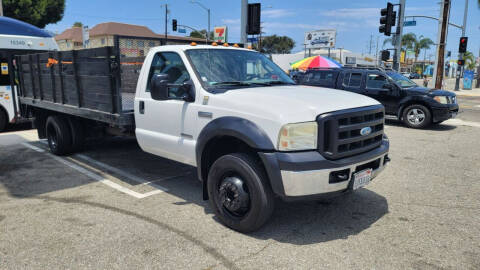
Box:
[150,73,169,100]
[180,81,195,102]
[382,83,393,90]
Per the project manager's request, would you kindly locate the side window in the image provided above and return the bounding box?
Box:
[146,52,190,98]
[366,73,388,89]
[342,73,350,87]
[348,73,362,87]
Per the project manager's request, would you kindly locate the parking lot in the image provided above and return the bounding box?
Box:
[1,95,480,269]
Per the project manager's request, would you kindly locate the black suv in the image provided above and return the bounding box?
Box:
[293,68,459,128]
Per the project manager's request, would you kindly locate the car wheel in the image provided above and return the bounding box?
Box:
[402,104,431,129]
[0,109,7,132]
[46,115,73,155]
[207,153,275,233]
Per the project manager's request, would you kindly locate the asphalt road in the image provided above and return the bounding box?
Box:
[1,106,480,269]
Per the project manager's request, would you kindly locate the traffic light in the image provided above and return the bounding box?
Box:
[381,50,390,61]
[379,3,395,36]
[458,37,468,53]
[247,3,261,35]
[172,19,177,32]
[457,59,465,66]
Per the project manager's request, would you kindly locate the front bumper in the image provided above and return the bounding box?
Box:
[431,103,459,122]
[259,138,390,201]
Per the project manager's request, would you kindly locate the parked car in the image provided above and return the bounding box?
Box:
[13,45,390,232]
[294,67,459,128]
[409,73,421,79]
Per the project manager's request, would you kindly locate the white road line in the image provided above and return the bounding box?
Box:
[21,142,165,199]
[74,153,170,192]
[475,105,480,108]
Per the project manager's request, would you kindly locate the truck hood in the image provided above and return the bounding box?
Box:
[405,86,456,97]
[213,85,380,123]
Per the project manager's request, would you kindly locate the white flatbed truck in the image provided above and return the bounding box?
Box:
[14,43,390,232]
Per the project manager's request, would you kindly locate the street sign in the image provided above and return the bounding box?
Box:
[247,37,257,43]
[178,28,186,34]
[214,26,228,43]
[304,29,336,49]
[403,20,416,27]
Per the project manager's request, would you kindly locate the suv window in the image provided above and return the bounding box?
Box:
[366,73,388,89]
[146,52,190,97]
[343,72,362,87]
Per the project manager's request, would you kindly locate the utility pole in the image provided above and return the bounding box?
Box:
[393,0,406,71]
[240,0,248,45]
[369,34,373,55]
[0,0,3,16]
[454,0,468,91]
[433,0,450,89]
[164,4,168,45]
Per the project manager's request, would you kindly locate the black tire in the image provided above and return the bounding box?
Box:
[207,153,275,233]
[402,104,432,129]
[0,109,7,132]
[46,115,73,155]
[67,117,85,152]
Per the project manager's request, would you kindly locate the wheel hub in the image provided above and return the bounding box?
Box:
[219,176,250,215]
[407,109,425,124]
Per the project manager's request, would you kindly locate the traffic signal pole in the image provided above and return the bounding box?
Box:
[454,0,469,91]
[393,0,405,72]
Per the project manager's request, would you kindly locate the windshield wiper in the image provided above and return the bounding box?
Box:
[261,81,296,85]
[211,81,252,86]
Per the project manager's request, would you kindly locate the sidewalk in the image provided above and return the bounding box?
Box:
[412,78,480,97]
[450,87,480,97]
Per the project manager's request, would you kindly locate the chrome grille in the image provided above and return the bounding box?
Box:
[317,105,384,160]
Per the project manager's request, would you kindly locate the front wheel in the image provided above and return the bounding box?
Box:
[207,153,274,233]
[402,104,432,129]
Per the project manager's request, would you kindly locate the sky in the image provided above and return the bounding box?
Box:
[46,0,480,59]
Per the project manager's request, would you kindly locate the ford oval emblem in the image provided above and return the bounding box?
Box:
[360,127,372,136]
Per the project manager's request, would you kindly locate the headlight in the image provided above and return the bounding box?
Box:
[278,122,318,151]
[433,96,448,104]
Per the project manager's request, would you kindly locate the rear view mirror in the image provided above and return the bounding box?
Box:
[150,73,169,100]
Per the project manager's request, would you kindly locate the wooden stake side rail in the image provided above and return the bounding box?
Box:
[16,46,136,127]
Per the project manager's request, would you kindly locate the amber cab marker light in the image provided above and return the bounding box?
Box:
[223,43,229,47]
[247,45,253,49]
[190,42,197,46]
[233,43,239,48]
[211,42,218,46]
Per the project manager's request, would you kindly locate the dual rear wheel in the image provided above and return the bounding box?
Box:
[46,115,85,155]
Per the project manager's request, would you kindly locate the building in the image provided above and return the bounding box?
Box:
[54,27,83,50]
[55,22,205,57]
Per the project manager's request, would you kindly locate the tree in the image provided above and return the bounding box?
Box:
[260,35,295,54]
[414,36,434,63]
[3,0,65,28]
[464,51,476,70]
[383,33,433,62]
[73,22,83,27]
[189,30,214,40]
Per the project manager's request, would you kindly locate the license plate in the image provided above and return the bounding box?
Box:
[352,169,372,190]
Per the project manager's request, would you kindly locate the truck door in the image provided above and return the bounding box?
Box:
[134,51,197,165]
[365,72,397,114]
[340,71,364,94]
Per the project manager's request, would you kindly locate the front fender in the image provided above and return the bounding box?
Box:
[196,116,275,182]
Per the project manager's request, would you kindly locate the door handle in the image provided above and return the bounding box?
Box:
[139,101,145,114]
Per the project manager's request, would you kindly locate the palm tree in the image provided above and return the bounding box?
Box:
[414,36,434,63]
[464,51,476,70]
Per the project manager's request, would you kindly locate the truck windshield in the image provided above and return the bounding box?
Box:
[185,49,295,91]
[386,71,417,88]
